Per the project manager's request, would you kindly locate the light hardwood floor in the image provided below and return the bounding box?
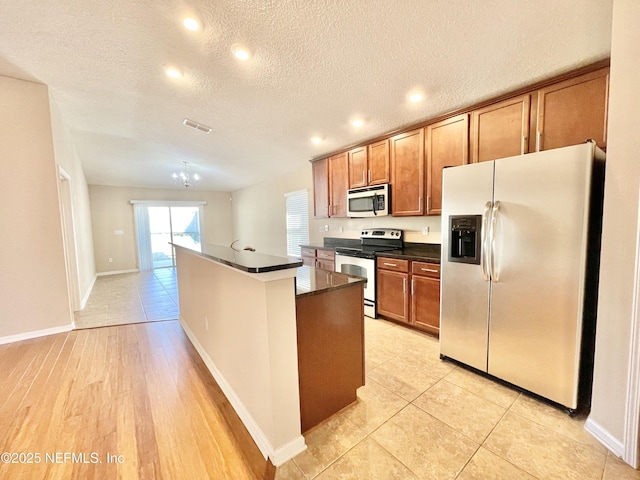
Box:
[0,320,272,480]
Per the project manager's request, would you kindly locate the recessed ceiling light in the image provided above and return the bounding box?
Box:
[351,118,364,127]
[311,136,323,144]
[166,67,183,79]
[183,17,201,31]
[408,92,424,103]
[231,44,252,60]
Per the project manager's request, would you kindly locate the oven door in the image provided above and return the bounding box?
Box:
[335,253,375,317]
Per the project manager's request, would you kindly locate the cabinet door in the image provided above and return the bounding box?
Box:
[377,269,409,323]
[426,114,469,215]
[329,152,349,217]
[536,68,609,151]
[312,159,329,218]
[411,275,440,335]
[470,95,531,163]
[391,128,425,216]
[348,146,368,189]
[368,139,390,185]
[316,259,335,271]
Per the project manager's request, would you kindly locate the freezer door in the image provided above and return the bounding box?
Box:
[440,161,494,371]
[488,143,595,409]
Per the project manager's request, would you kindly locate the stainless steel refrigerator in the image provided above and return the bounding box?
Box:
[439,142,605,411]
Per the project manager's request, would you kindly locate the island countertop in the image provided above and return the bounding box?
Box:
[171,243,302,273]
[295,265,366,298]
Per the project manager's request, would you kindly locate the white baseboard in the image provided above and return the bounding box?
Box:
[271,436,307,467]
[585,417,625,458]
[79,275,97,309]
[96,268,139,276]
[0,324,73,346]
[179,316,306,465]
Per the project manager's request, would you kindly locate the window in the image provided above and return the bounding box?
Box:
[285,189,309,257]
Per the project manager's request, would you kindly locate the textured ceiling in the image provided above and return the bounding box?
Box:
[0,0,612,192]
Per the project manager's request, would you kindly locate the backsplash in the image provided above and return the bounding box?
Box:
[310,215,442,246]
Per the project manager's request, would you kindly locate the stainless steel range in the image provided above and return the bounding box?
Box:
[334,229,403,318]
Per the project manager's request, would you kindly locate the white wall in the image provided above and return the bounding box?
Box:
[48,93,96,303]
[0,75,71,338]
[89,185,234,273]
[588,0,640,458]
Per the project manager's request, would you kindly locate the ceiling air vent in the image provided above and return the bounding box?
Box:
[183,118,212,134]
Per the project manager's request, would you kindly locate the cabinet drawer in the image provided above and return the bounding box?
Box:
[301,247,316,258]
[411,262,440,278]
[316,249,335,260]
[377,257,409,273]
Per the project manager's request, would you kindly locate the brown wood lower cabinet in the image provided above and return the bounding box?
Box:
[301,247,335,271]
[411,262,441,335]
[377,257,441,334]
[377,262,409,323]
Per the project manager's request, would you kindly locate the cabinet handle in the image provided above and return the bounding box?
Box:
[536,131,541,151]
[421,268,439,273]
[384,262,397,267]
[362,171,365,184]
[418,196,421,211]
[427,196,431,212]
[368,170,371,183]
[521,135,526,155]
[411,278,415,295]
[403,277,407,294]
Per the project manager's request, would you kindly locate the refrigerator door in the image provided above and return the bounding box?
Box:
[488,143,595,408]
[440,161,494,371]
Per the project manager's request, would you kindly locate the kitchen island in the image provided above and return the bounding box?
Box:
[295,266,365,432]
[172,244,365,467]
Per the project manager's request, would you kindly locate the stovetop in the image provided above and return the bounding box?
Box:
[334,229,403,259]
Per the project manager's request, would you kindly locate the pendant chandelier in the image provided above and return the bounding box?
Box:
[172,161,200,188]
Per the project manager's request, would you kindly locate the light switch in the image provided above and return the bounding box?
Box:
[114,230,124,235]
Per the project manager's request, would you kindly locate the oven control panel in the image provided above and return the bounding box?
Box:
[361,229,403,239]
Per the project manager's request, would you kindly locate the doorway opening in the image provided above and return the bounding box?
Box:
[132,201,205,271]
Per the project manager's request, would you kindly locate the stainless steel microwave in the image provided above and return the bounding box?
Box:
[347,184,390,217]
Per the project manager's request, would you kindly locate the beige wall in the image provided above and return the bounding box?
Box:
[0,76,71,337]
[588,0,640,450]
[89,185,234,273]
[48,93,96,302]
[231,164,442,258]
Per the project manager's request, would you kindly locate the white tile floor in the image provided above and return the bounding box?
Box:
[74,268,179,329]
[276,317,640,480]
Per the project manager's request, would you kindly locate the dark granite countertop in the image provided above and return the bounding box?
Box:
[299,244,335,251]
[377,243,442,264]
[295,265,366,298]
[172,243,302,273]
[300,238,441,263]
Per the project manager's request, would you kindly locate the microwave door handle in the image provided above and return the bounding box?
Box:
[373,194,378,215]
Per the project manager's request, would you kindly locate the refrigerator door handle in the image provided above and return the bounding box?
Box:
[490,201,501,282]
[481,201,492,282]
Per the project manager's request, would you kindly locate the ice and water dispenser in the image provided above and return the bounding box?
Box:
[448,215,482,265]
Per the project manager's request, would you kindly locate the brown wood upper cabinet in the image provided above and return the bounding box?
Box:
[329,152,348,217]
[348,146,368,189]
[348,140,390,189]
[391,128,425,216]
[536,67,609,151]
[368,139,391,185]
[313,153,349,218]
[426,114,469,215]
[312,158,329,218]
[471,94,531,163]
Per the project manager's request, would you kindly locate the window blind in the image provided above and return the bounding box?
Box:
[285,189,309,257]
